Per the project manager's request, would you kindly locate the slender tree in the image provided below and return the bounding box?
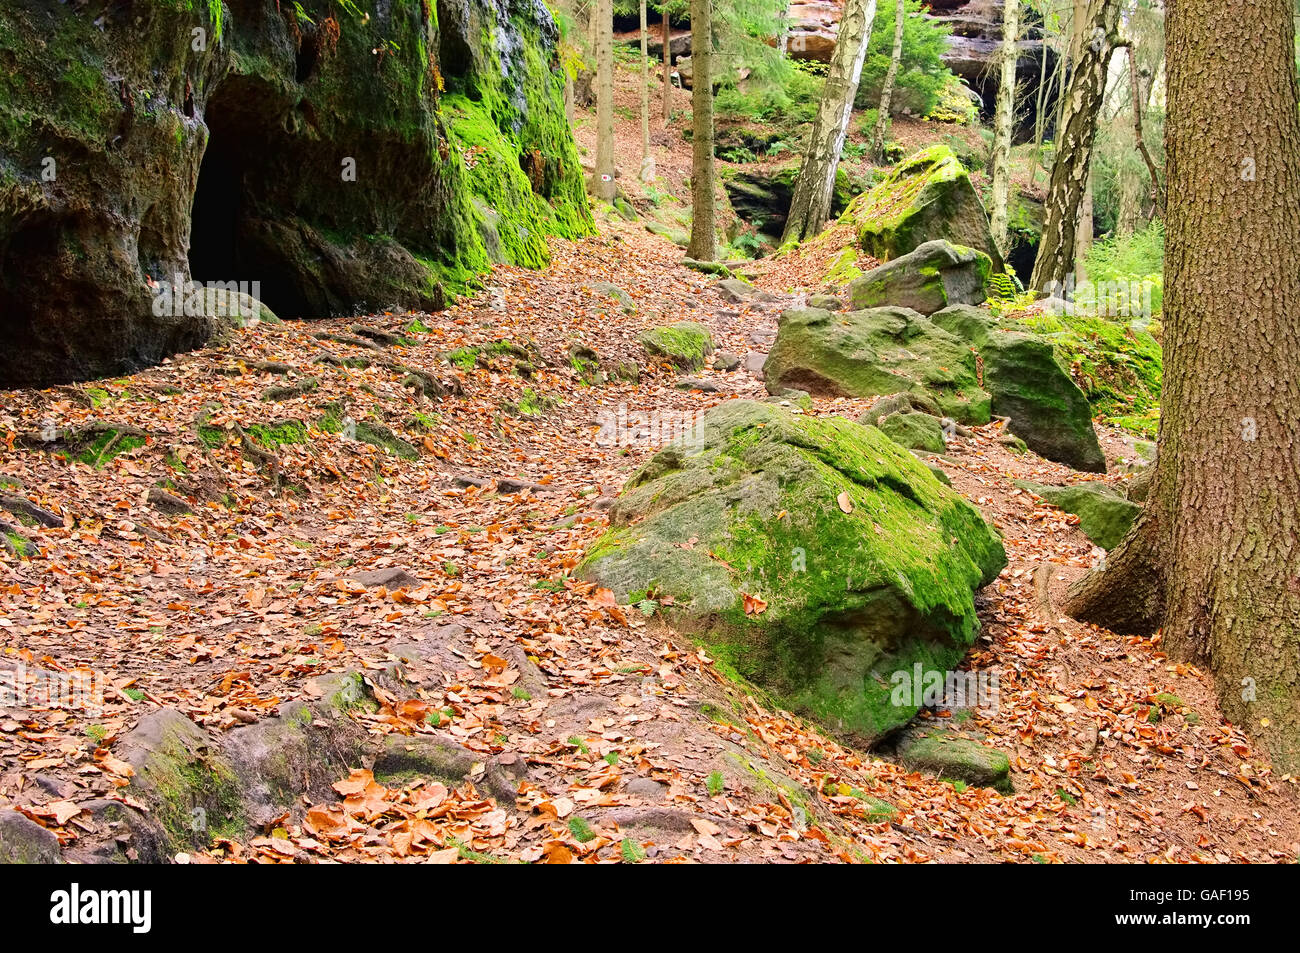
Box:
[687,0,717,260]
[594,0,617,202]
[1065,0,1300,771]
[640,0,655,181]
[661,3,673,126]
[1030,0,1122,291]
[782,0,879,244]
[989,0,1021,255]
[871,0,906,161]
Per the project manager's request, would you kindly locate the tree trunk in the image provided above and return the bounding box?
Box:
[871,0,906,161]
[594,0,616,202]
[1064,0,1300,772]
[686,0,717,260]
[1030,0,1122,292]
[639,0,655,181]
[1129,45,1164,216]
[782,0,879,245]
[661,5,672,126]
[988,0,1021,256]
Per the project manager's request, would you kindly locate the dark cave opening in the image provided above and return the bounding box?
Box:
[188,87,313,319]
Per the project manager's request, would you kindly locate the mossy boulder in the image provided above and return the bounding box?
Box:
[639,322,715,370]
[899,731,1012,793]
[117,709,245,854]
[578,399,1006,745]
[1015,480,1140,549]
[981,332,1106,473]
[841,145,1002,268]
[876,411,946,453]
[1013,308,1164,438]
[847,240,992,314]
[764,305,992,424]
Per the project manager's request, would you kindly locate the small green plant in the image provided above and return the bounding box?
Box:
[567,817,596,843]
[706,770,725,796]
[567,736,590,756]
[620,837,647,863]
[512,687,533,701]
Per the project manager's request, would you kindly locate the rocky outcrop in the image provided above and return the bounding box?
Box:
[579,399,1006,745]
[847,240,991,314]
[842,146,1002,267]
[766,301,1107,471]
[0,0,590,386]
[764,304,992,423]
[782,0,1057,126]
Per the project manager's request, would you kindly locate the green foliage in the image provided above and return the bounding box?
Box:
[855,0,954,119]
[1084,221,1165,287]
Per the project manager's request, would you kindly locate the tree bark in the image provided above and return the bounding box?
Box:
[782,0,879,244]
[594,0,617,202]
[639,0,655,181]
[871,0,906,161]
[989,0,1021,256]
[1064,0,1300,771]
[1030,0,1122,292]
[661,4,672,126]
[686,0,717,260]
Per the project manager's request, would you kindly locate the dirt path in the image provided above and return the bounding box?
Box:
[1,220,1296,864]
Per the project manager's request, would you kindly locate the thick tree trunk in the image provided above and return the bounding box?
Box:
[1030,0,1122,291]
[871,0,906,161]
[782,0,878,245]
[1065,0,1300,771]
[988,0,1021,256]
[686,0,717,260]
[594,0,616,202]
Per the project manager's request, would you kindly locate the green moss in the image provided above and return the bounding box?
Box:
[1015,311,1163,436]
[73,430,147,466]
[246,420,308,448]
[638,322,714,370]
[581,401,1005,744]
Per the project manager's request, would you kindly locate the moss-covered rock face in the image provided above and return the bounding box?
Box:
[841,145,1002,268]
[899,731,1012,793]
[578,399,1006,745]
[847,240,992,314]
[1016,480,1140,549]
[764,305,992,424]
[638,322,715,370]
[0,0,590,386]
[980,332,1107,473]
[876,411,946,453]
[1014,309,1163,438]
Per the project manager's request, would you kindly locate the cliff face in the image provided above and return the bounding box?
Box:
[0,0,590,386]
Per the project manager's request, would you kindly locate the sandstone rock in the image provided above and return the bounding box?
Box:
[578,399,1005,744]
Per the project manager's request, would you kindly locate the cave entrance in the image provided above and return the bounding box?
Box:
[187,118,243,292]
[188,83,312,319]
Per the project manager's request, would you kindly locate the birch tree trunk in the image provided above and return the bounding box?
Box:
[989,0,1021,256]
[593,0,617,202]
[782,0,879,244]
[1030,0,1122,291]
[871,0,906,161]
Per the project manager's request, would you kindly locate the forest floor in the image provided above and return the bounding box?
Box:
[2,65,1296,865]
[2,217,1298,864]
